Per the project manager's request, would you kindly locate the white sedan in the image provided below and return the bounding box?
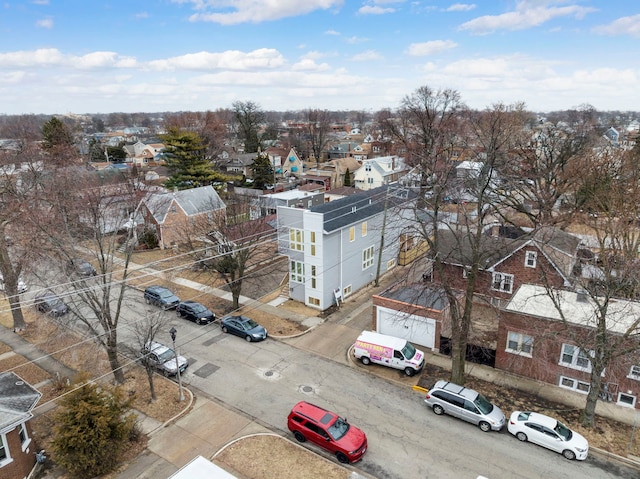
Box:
[507,411,589,460]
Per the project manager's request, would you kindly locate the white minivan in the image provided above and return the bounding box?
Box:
[353,330,425,376]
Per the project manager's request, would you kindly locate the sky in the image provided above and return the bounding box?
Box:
[0,0,638,115]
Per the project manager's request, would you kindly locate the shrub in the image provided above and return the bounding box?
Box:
[51,378,136,478]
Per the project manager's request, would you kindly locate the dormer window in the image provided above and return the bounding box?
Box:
[365,163,372,172]
[525,251,537,268]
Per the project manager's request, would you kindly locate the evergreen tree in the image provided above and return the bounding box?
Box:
[51,378,136,477]
[250,152,274,189]
[161,127,221,188]
[41,117,74,151]
[344,168,352,186]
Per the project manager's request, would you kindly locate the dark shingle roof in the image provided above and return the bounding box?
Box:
[311,185,416,232]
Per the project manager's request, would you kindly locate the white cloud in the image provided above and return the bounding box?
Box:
[346,36,369,44]
[406,40,457,56]
[358,5,394,15]
[0,48,138,70]
[351,50,383,61]
[459,0,596,34]
[593,14,640,38]
[146,49,285,71]
[31,0,49,5]
[175,0,345,25]
[291,58,331,71]
[325,29,340,35]
[36,18,53,28]
[446,3,476,12]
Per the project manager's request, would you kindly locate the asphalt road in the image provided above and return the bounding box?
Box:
[146,317,637,479]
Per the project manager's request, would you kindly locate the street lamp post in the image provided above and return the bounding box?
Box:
[169,327,185,402]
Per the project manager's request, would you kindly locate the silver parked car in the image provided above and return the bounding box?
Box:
[424,380,505,432]
[140,342,188,377]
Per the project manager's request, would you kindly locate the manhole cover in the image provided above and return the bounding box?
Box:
[265,370,274,377]
[301,385,313,393]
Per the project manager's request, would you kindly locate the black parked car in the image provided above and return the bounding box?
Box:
[35,289,69,317]
[220,315,267,342]
[176,300,216,325]
[67,258,97,277]
[144,285,180,310]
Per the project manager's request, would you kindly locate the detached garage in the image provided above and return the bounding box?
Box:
[372,284,449,351]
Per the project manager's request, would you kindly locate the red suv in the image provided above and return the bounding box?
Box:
[287,401,368,464]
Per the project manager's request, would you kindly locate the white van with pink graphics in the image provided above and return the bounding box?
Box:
[353,331,425,376]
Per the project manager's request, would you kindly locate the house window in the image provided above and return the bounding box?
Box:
[525,251,537,268]
[343,285,352,297]
[289,228,304,251]
[491,272,514,293]
[618,392,637,408]
[365,163,372,171]
[362,246,375,269]
[310,265,317,289]
[310,231,316,256]
[18,423,30,450]
[308,297,320,306]
[387,258,396,269]
[361,222,367,237]
[628,365,640,381]
[349,227,355,242]
[367,177,374,184]
[559,344,592,372]
[290,260,304,283]
[0,433,10,465]
[506,332,533,356]
[559,376,590,394]
[462,267,471,279]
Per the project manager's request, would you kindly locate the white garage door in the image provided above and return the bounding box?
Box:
[376,306,435,349]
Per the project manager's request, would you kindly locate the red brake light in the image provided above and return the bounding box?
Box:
[425,393,430,399]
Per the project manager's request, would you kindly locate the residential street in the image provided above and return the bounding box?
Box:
[108,286,639,479]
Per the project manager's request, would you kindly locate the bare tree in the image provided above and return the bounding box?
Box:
[0,143,44,331]
[182,196,279,310]
[304,109,331,168]
[30,167,146,383]
[232,101,265,153]
[132,311,171,402]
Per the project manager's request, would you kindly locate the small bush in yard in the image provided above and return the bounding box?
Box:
[51,376,137,478]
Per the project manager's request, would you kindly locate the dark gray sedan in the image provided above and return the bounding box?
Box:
[220,315,267,342]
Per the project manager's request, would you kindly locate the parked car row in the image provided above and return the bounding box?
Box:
[143,285,267,340]
[423,380,589,461]
[349,331,589,465]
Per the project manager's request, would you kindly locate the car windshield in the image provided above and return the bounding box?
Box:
[157,348,176,362]
[159,290,174,298]
[474,394,494,415]
[242,318,259,329]
[327,417,350,441]
[401,342,417,360]
[191,303,208,314]
[554,421,572,441]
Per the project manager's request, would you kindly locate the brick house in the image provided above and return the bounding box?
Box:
[0,372,42,479]
[432,225,581,306]
[499,284,640,410]
[140,186,226,249]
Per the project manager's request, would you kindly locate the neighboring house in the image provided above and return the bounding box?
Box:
[327,141,361,160]
[500,284,640,410]
[372,284,450,351]
[123,141,166,166]
[257,189,325,216]
[277,185,418,310]
[140,185,226,249]
[352,156,408,191]
[266,147,304,178]
[221,153,257,177]
[432,225,581,306]
[304,157,361,190]
[0,372,42,479]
